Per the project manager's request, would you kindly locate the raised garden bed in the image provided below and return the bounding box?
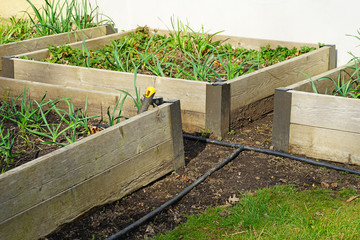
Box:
[272,63,360,165]
[2,28,336,137]
[0,77,184,240]
[0,24,115,76]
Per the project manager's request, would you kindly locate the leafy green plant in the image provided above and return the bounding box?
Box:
[25,0,110,35]
[0,16,36,44]
[0,88,52,134]
[0,125,23,173]
[118,68,142,111]
[107,94,128,126]
[301,55,360,98]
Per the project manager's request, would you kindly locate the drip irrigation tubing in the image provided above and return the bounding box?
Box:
[105,134,360,240]
[105,145,244,240]
[183,134,360,176]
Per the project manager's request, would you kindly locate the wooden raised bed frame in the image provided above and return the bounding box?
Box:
[2,29,336,137]
[0,24,115,76]
[0,77,185,240]
[272,63,360,165]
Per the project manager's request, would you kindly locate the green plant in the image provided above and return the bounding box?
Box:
[25,0,112,36]
[0,16,36,44]
[155,185,360,239]
[117,68,142,111]
[0,125,23,173]
[301,57,360,98]
[0,88,52,134]
[107,94,128,126]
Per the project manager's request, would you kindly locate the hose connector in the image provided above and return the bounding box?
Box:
[137,87,156,114]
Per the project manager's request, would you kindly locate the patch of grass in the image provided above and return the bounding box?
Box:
[155,185,360,239]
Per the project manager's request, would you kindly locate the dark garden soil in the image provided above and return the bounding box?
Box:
[41,110,360,240]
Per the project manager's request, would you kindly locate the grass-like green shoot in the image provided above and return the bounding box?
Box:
[155,185,360,239]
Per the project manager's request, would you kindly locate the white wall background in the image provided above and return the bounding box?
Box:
[93,0,360,66]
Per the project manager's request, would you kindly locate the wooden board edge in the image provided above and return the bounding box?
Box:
[0,140,175,240]
[167,100,185,170]
[289,124,360,165]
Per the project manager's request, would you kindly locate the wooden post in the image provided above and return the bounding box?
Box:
[168,100,185,169]
[326,44,337,70]
[1,57,14,78]
[205,82,230,138]
[272,88,292,152]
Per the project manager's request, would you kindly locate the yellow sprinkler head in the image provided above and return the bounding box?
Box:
[145,86,156,98]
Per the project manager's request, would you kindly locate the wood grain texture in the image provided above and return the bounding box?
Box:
[290,90,360,133]
[0,100,183,240]
[7,58,208,131]
[287,62,356,93]
[289,124,360,165]
[155,29,319,50]
[0,141,174,240]
[0,77,133,117]
[228,46,331,112]
[20,29,132,60]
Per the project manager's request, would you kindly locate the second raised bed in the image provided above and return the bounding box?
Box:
[2,29,336,137]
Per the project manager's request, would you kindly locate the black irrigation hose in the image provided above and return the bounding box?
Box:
[105,145,245,240]
[106,134,360,240]
[183,134,360,176]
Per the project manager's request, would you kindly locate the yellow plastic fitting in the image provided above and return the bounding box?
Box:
[146,86,156,98]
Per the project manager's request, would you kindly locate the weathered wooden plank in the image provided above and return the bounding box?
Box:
[154,76,207,114]
[228,46,331,113]
[289,124,360,165]
[0,25,115,72]
[168,100,185,169]
[288,61,356,93]
[0,77,138,117]
[0,99,174,224]
[21,30,133,60]
[4,58,208,131]
[0,140,175,240]
[5,58,208,114]
[155,29,319,50]
[272,88,292,152]
[290,90,360,133]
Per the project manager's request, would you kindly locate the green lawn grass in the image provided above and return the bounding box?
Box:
[155,185,360,239]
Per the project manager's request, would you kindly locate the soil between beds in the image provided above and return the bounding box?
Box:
[43,112,360,240]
